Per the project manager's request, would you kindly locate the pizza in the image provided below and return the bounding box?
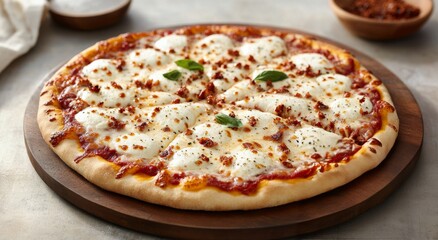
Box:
[37,25,399,211]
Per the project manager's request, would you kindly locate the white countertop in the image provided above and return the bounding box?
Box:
[1,0,437,239]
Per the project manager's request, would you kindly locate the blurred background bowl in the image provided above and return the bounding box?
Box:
[49,0,131,30]
[329,0,434,40]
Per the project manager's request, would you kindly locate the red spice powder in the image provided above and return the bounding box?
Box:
[345,0,420,20]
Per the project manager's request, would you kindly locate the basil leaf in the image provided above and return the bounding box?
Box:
[215,113,243,128]
[175,59,204,71]
[253,70,288,82]
[163,70,181,81]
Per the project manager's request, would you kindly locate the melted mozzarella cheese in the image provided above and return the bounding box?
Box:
[114,133,167,159]
[290,53,333,74]
[237,94,314,119]
[231,149,276,178]
[240,36,286,62]
[75,107,123,131]
[191,34,234,62]
[168,147,220,172]
[212,79,235,93]
[192,123,232,145]
[290,126,342,156]
[316,74,352,95]
[330,95,373,123]
[128,48,171,69]
[217,80,255,102]
[163,108,284,179]
[206,63,247,92]
[81,59,120,82]
[185,80,208,99]
[75,104,209,160]
[152,103,209,133]
[135,91,184,107]
[291,77,324,98]
[77,84,134,107]
[148,69,181,92]
[154,34,187,54]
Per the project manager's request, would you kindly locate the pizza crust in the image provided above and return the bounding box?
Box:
[37,25,399,211]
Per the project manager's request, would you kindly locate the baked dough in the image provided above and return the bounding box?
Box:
[38,25,399,210]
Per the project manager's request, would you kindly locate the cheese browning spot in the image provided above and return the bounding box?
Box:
[198,137,218,148]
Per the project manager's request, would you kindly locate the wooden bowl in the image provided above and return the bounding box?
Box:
[329,0,434,40]
[49,0,131,30]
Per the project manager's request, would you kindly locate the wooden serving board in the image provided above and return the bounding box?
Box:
[24,26,423,240]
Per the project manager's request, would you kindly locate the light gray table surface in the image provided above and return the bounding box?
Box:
[1,0,437,239]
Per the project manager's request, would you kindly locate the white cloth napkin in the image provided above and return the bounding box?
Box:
[0,0,46,72]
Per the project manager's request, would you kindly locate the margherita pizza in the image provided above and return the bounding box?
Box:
[38,25,399,210]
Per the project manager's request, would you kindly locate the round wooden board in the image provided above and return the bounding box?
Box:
[24,26,423,240]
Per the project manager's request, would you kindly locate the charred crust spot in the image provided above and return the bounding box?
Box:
[371,80,382,86]
[377,100,395,113]
[335,58,355,76]
[389,123,398,132]
[369,138,382,147]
